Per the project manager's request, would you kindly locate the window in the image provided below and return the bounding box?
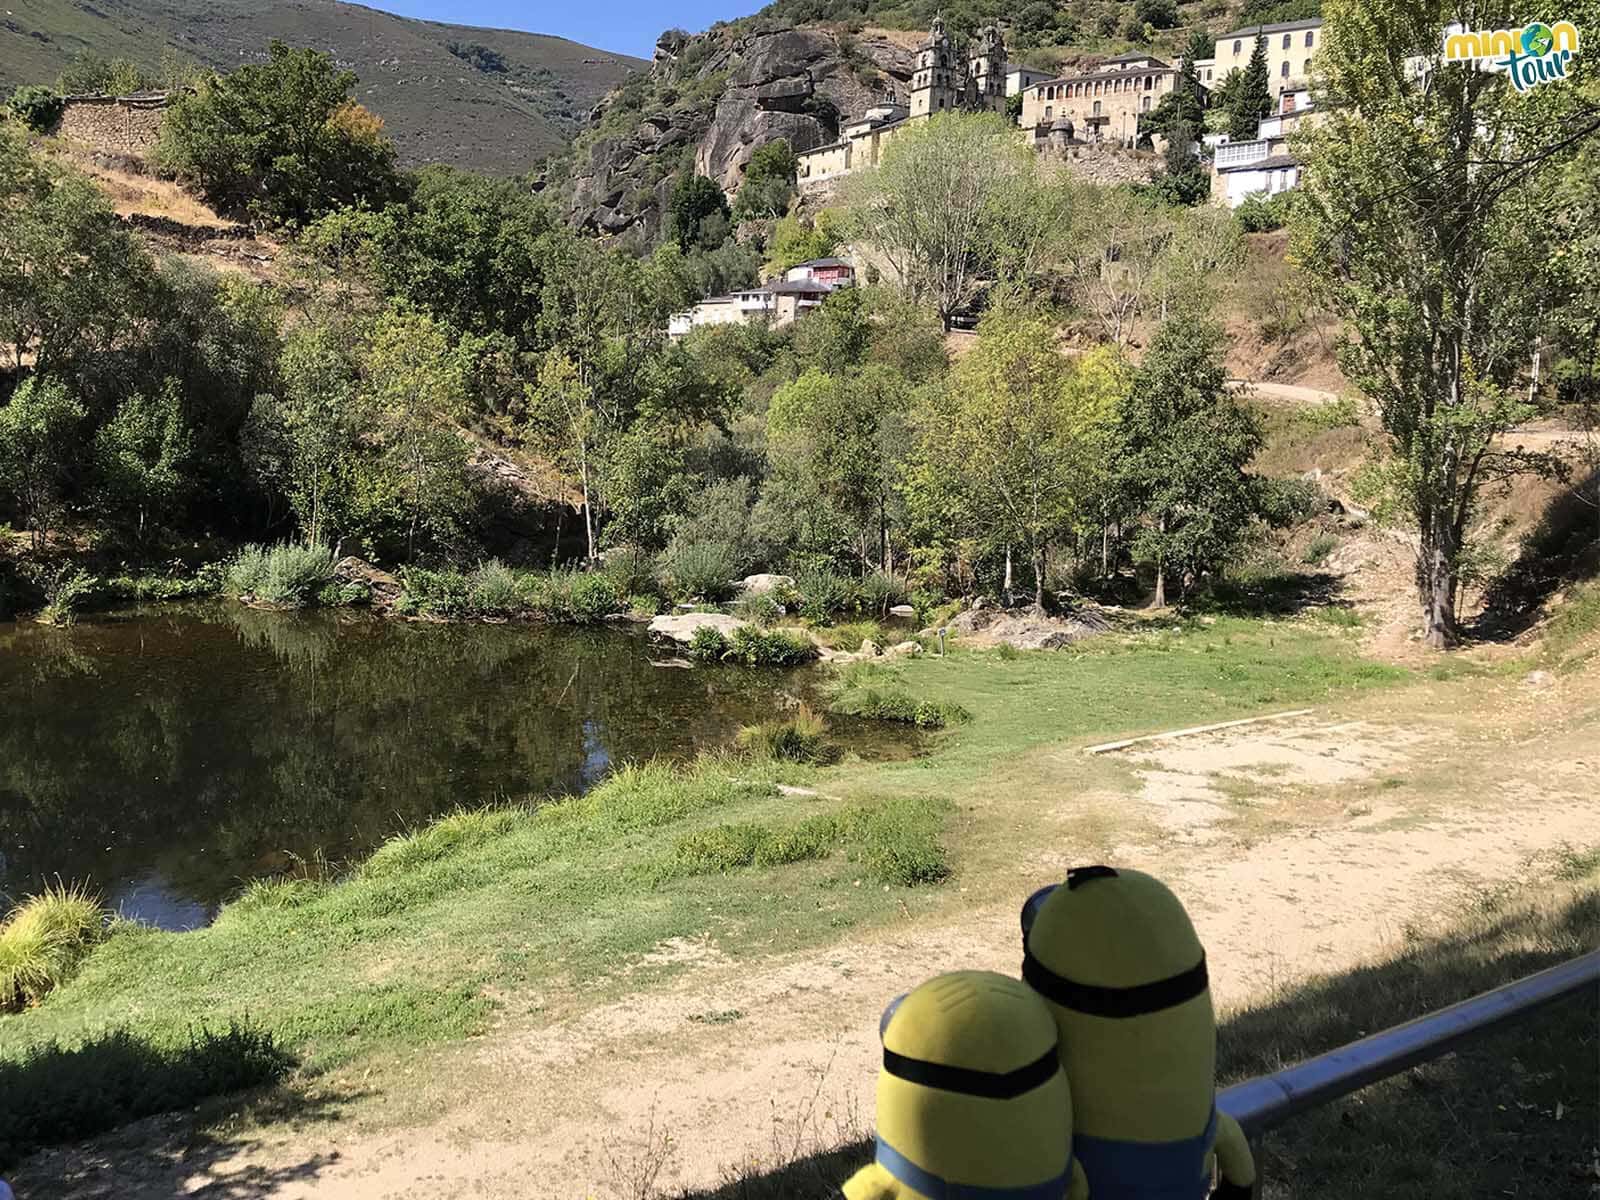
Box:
[1141,95,1151,111]
[1302,60,1309,75]
[1045,106,1053,119]
[1305,30,1315,46]
[1233,39,1241,54]
[1145,74,1154,90]
[1093,100,1101,115]
[1282,33,1291,49]
[1281,61,1290,76]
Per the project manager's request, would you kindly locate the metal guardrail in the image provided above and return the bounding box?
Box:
[1218,948,1600,1138]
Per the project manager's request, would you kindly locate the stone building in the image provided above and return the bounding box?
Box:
[668,258,856,338]
[1019,54,1182,149]
[1210,18,1323,96]
[56,92,175,158]
[797,18,1010,192]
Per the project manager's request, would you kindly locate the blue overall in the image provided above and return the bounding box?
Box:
[873,1135,1074,1200]
[1070,1104,1217,1199]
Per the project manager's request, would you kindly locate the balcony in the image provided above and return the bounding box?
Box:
[1215,139,1270,168]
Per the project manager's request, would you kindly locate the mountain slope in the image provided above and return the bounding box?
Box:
[0,0,646,175]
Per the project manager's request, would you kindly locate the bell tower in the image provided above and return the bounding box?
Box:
[967,23,1008,113]
[910,15,959,118]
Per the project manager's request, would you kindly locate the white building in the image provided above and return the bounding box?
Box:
[667,260,856,338]
[1005,63,1053,96]
[1210,87,1318,207]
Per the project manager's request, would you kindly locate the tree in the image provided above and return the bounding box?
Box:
[56,52,150,96]
[0,376,85,549]
[1144,121,1211,206]
[913,306,1123,605]
[733,140,797,221]
[1134,0,1179,29]
[156,41,400,225]
[7,86,63,133]
[0,134,153,375]
[846,112,1035,329]
[93,380,191,541]
[1296,0,1594,645]
[1143,56,1207,143]
[1184,29,1217,61]
[1228,33,1273,139]
[667,173,731,250]
[1117,314,1262,606]
[764,210,843,274]
[1060,187,1172,346]
[362,307,472,560]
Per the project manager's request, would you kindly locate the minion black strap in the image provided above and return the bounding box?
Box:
[1022,950,1209,1018]
[881,1046,1059,1099]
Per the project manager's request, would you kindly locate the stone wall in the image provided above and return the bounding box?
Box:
[56,94,172,158]
[1046,144,1161,186]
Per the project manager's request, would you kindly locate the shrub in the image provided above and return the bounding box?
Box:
[857,569,908,616]
[735,705,832,763]
[601,545,658,598]
[1236,190,1293,233]
[688,625,730,663]
[394,565,471,617]
[467,559,522,615]
[1257,477,1322,527]
[725,625,818,667]
[731,593,783,626]
[0,883,106,1010]
[658,540,738,602]
[569,573,620,623]
[626,592,663,617]
[1303,532,1340,566]
[0,1022,293,1167]
[829,672,970,729]
[796,567,858,623]
[35,566,97,626]
[315,579,369,607]
[227,543,335,609]
[7,85,63,133]
[812,620,885,652]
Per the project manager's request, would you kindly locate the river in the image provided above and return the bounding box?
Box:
[0,604,872,930]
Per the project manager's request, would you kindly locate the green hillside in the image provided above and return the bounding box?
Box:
[0,0,646,175]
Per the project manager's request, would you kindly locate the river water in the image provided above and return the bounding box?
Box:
[0,604,860,930]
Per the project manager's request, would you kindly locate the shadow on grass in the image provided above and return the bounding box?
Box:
[680,876,1598,1200]
[2,1022,363,1198]
[1187,570,1350,620]
[1476,466,1600,641]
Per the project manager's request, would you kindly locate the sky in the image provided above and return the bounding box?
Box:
[363,1,766,60]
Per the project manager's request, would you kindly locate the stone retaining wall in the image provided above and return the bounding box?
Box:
[56,94,172,158]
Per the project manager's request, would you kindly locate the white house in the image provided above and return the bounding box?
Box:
[1209,88,1318,208]
[1004,63,1053,96]
[667,261,857,338]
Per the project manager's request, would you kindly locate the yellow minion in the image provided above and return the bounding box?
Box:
[843,970,1090,1200]
[1020,867,1255,1200]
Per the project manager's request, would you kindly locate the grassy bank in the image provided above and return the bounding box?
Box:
[0,612,1418,1159]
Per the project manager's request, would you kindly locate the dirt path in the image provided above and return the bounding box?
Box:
[31,703,1598,1200]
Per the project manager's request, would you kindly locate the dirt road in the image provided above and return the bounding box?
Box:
[29,692,1599,1200]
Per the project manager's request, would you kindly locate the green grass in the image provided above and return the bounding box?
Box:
[735,705,834,764]
[1541,580,1600,670]
[0,612,1415,1138]
[0,884,107,1011]
[393,563,621,623]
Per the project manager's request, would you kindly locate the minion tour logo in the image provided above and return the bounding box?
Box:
[1443,20,1581,90]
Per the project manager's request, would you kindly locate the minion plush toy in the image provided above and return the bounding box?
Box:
[843,970,1090,1200]
[1020,867,1255,1200]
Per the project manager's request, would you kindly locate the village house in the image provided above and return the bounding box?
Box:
[1018,53,1184,149]
[668,258,856,338]
[55,91,177,158]
[1208,87,1320,206]
[1210,18,1323,95]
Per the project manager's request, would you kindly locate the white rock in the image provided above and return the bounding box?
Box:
[647,612,748,646]
[889,604,916,617]
[887,641,922,657]
[740,573,795,596]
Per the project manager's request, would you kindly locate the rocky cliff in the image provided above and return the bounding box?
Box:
[562,24,914,237]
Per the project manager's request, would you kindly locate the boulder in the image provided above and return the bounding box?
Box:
[333,557,402,607]
[888,604,916,617]
[740,573,795,596]
[859,638,883,657]
[647,611,748,646]
[887,641,922,657]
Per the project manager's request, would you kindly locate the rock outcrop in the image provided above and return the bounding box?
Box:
[566,23,913,236]
[647,611,749,646]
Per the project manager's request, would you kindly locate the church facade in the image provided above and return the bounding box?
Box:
[797,17,1010,192]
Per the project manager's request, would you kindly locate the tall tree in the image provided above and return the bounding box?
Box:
[1228,33,1273,139]
[846,112,1035,329]
[913,306,1123,606]
[1117,314,1262,607]
[0,376,84,550]
[1297,0,1595,645]
[733,140,798,221]
[93,380,191,542]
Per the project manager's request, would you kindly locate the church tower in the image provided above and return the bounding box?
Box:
[910,15,959,118]
[966,22,1007,114]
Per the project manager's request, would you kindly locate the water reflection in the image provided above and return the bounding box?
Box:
[0,604,827,928]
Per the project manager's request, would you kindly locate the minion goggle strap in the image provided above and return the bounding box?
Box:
[881,1044,1061,1100]
[1021,947,1209,1019]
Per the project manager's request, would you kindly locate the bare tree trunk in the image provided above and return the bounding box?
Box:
[1003,545,1014,606]
[1032,545,1045,609]
[579,453,596,566]
[1152,515,1166,608]
[1418,515,1459,648]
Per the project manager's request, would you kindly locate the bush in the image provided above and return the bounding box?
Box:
[732,593,783,626]
[7,85,63,133]
[830,682,969,729]
[658,540,738,602]
[467,559,522,615]
[796,566,858,623]
[0,883,106,1011]
[568,573,620,623]
[1303,532,1340,566]
[1256,477,1323,527]
[688,625,730,663]
[601,545,658,599]
[1236,190,1294,233]
[227,543,336,609]
[393,565,471,617]
[0,1022,292,1168]
[35,566,97,626]
[857,569,908,616]
[725,625,818,667]
[735,705,832,763]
